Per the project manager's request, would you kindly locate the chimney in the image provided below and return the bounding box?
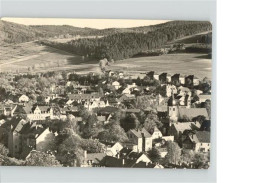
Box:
[122,159,125,166]
[117,153,120,159]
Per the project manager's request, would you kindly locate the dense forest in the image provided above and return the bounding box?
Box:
[40,21,212,61]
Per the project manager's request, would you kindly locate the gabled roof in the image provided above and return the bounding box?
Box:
[87,153,106,164]
[128,128,152,138]
[127,152,148,160]
[178,108,209,120]
[194,131,210,143]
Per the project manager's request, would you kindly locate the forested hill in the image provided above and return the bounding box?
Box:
[0,19,171,44]
[40,21,212,61]
[0,20,99,44]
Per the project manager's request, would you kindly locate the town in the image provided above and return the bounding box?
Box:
[0,68,211,168]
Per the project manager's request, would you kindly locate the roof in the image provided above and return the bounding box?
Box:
[156,105,167,112]
[173,122,201,133]
[128,128,152,138]
[12,119,28,133]
[198,94,211,100]
[87,153,106,164]
[125,108,140,113]
[194,131,210,143]
[178,108,209,120]
[98,106,119,114]
[178,86,191,92]
[68,93,100,100]
[127,152,148,160]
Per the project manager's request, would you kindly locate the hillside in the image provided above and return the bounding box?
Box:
[0,20,99,44]
[0,20,212,45]
[40,21,212,61]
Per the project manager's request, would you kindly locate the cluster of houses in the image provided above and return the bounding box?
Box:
[0,70,211,168]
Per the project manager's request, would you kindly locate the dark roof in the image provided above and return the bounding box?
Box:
[179,108,209,120]
[127,152,146,160]
[195,131,210,143]
[98,106,119,114]
[102,156,136,168]
[87,153,106,165]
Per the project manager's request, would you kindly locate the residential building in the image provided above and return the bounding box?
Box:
[127,128,152,152]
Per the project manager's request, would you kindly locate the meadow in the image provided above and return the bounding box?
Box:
[0,40,211,79]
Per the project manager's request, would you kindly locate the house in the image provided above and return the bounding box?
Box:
[8,118,28,157]
[193,76,200,86]
[182,131,210,152]
[101,141,124,157]
[171,74,180,86]
[125,108,141,114]
[111,81,121,90]
[146,71,155,80]
[127,128,152,152]
[81,151,106,167]
[23,105,54,121]
[102,152,153,168]
[7,117,53,158]
[84,99,108,111]
[20,124,54,154]
[168,106,209,122]
[158,147,168,158]
[185,75,194,86]
[178,86,191,96]
[150,127,163,140]
[159,73,168,83]
[122,88,131,94]
[178,108,209,121]
[171,122,201,140]
[119,94,135,102]
[44,96,51,104]
[179,75,185,84]
[67,93,100,103]
[0,103,17,117]
[165,84,178,97]
[18,94,29,103]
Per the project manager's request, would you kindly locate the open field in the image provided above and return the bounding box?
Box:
[0,42,102,74]
[0,40,211,79]
[109,53,211,79]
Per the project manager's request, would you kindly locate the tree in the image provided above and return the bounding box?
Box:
[191,152,210,169]
[164,141,181,165]
[148,147,161,163]
[121,113,140,132]
[98,123,128,142]
[143,112,163,133]
[25,151,62,167]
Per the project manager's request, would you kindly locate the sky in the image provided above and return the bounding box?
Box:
[2,18,169,29]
